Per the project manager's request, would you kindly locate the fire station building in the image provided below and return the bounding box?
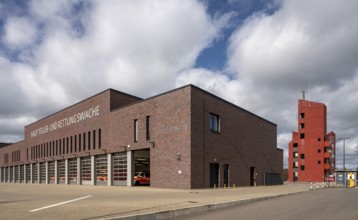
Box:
[0,85,283,189]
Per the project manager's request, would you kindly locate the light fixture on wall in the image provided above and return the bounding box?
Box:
[176,153,181,161]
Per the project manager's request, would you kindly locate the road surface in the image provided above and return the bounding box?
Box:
[179,188,358,220]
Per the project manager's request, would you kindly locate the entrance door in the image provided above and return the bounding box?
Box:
[250,166,256,186]
[224,164,229,187]
[210,163,219,188]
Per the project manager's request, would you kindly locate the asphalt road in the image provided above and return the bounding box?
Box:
[179,188,358,220]
[0,182,310,220]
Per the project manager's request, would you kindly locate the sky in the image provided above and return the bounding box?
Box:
[1,0,358,169]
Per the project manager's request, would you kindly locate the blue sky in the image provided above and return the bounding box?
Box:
[1,0,358,169]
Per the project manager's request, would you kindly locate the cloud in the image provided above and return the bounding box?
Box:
[2,16,38,48]
[176,0,358,168]
[0,0,231,142]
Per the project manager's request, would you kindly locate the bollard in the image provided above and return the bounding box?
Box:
[224,184,226,189]
[214,184,216,189]
[233,184,236,188]
[310,182,313,190]
[321,182,324,189]
[316,182,319,189]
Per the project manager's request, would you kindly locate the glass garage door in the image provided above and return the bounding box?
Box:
[40,163,46,184]
[0,167,4,182]
[96,155,107,185]
[81,157,91,184]
[14,166,19,183]
[48,161,55,184]
[58,160,65,184]
[113,153,127,186]
[69,159,77,184]
[26,165,31,183]
[20,165,24,183]
[33,164,38,183]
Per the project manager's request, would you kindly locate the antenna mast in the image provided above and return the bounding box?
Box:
[301,89,308,100]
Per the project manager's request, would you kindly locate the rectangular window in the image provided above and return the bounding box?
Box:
[209,113,220,132]
[74,135,77,153]
[293,152,298,158]
[300,113,305,119]
[300,154,305,159]
[300,165,305,171]
[300,133,305,139]
[93,130,96,150]
[88,131,91,151]
[146,116,150,141]
[300,123,305,129]
[98,129,102,149]
[83,133,86,151]
[70,136,73,153]
[134,119,138,142]
[66,137,69,154]
[79,134,82,152]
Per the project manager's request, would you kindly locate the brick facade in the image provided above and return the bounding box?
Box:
[288,99,336,182]
[0,85,283,189]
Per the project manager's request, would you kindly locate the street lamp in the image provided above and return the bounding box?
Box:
[339,138,350,187]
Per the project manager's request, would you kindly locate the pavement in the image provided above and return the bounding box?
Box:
[0,182,316,220]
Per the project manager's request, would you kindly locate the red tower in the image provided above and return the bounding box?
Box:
[288,99,336,182]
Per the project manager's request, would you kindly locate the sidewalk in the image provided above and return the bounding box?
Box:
[107,182,312,220]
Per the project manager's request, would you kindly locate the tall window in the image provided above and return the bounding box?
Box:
[88,131,91,151]
[93,130,96,150]
[134,119,138,142]
[98,129,102,149]
[146,116,150,141]
[209,113,220,132]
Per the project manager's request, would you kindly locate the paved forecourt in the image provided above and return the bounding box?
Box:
[0,182,311,220]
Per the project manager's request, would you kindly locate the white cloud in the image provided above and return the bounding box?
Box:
[2,16,38,48]
[0,0,231,142]
[175,0,358,166]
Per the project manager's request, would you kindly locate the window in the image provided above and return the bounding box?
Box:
[70,136,73,153]
[83,132,86,151]
[293,143,298,148]
[318,138,321,141]
[300,154,305,159]
[98,129,102,149]
[318,149,321,153]
[209,113,220,132]
[300,113,305,119]
[93,130,96,150]
[79,134,82,152]
[74,135,77,152]
[300,165,305,171]
[88,131,91,151]
[146,116,150,141]
[293,152,298,158]
[293,162,298,168]
[134,119,138,142]
[300,123,305,129]
[300,133,305,139]
[318,160,321,164]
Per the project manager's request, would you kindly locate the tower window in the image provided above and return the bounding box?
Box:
[300,113,305,119]
[300,133,305,139]
[300,123,305,129]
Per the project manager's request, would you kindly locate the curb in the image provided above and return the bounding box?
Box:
[106,192,303,220]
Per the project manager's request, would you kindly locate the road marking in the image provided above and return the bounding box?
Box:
[29,195,92,212]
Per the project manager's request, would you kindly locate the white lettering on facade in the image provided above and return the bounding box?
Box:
[30,105,100,138]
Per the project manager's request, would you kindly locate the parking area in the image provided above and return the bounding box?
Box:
[0,183,311,220]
